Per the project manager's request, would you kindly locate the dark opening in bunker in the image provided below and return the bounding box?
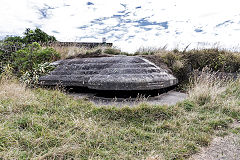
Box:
[66,85,177,99]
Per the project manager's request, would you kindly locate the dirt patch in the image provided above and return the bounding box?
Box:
[190,121,240,160]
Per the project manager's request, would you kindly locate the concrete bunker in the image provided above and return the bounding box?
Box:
[39,56,178,98]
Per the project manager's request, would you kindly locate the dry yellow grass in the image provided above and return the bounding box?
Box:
[0,72,36,105]
[188,69,229,105]
[46,44,114,59]
[0,80,33,101]
[188,69,240,122]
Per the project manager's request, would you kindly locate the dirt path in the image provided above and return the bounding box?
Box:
[190,122,240,160]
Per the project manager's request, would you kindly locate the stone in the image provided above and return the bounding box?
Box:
[39,56,178,90]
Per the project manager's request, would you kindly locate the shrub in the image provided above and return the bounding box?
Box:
[3,36,25,44]
[20,62,56,86]
[0,42,59,82]
[152,48,240,87]
[0,39,25,54]
[0,28,57,54]
[0,28,58,79]
[184,49,240,73]
[23,28,57,44]
[104,48,122,55]
[155,51,190,84]
[10,42,59,75]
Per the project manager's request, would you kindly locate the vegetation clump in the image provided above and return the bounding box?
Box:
[184,48,240,73]
[134,48,240,87]
[0,28,59,85]
[23,28,57,44]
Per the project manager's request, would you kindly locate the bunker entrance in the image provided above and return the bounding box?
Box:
[66,85,176,99]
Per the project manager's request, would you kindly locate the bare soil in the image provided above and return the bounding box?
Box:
[190,121,240,160]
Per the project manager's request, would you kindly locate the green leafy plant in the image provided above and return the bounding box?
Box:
[184,49,240,73]
[0,42,59,81]
[20,62,56,86]
[12,42,59,75]
[23,28,57,44]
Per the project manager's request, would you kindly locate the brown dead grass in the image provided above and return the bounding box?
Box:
[0,74,36,105]
[188,69,229,104]
[48,44,114,59]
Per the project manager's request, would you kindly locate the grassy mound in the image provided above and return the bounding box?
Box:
[142,48,240,87]
[0,72,239,159]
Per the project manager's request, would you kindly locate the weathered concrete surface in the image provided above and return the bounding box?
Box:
[39,56,178,90]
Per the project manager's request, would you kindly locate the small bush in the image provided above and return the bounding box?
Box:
[149,48,240,88]
[0,28,59,81]
[184,49,240,73]
[0,42,59,85]
[23,28,57,44]
[20,62,56,86]
[0,36,25,53]
[10,42,59,75]
[104,48,122,55]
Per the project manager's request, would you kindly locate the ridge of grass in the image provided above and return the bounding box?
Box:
[0,71,239,159]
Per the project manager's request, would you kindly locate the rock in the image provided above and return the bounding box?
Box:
[39,56,178,90]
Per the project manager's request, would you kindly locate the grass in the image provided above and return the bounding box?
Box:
[0,69,239,159]
[46,44,126,59]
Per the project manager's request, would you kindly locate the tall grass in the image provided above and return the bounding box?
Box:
[188,69,240,113]
[140,48,240,88]
[188,69,229,105]
[134,45,168,55]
